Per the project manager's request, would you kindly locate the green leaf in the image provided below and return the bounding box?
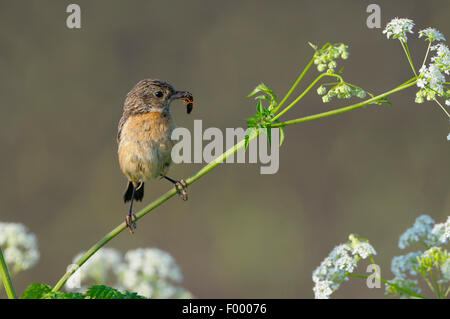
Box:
[247,83,278,111]
[43,291,85,299]
[85,285,125,299]
[256,100,263,113]
[308,42,318,51]
[266,124,272,146]
[244,133,250,152]
[21,283,52,299]
[279,127,285,146]
[255,95,271,103]
[247,83,275,99]
[123,290,147,299]
[372,97,392,106]
[244,128,254,152]
[84,285,146,299]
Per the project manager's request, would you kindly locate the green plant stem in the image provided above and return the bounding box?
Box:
[272,80,418,128]
[273,57,315,114]
[271,73,343,122]
[429,268,441,299]
[0,247,16,299]
[348,273,426,299]
[433,98,450,118]
[400,41,418,77]
[421,41,432,69]
[53,78,417,293]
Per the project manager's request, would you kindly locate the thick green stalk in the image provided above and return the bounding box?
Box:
[0,247,16,299]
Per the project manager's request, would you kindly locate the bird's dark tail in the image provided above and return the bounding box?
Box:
[124,182,144,203]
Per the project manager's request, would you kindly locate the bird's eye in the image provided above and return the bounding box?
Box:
[155,91,163,98]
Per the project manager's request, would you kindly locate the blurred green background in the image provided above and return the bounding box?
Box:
[0,0,449,298]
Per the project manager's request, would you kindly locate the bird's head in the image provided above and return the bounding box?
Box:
[124,79,193,115]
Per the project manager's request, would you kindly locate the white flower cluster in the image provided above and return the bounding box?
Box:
[0,222,39,275]
[398,214,449,249]
[386,215,450,298]
[416,34,450,104]
[312,235,376,299]
[383,18,414,42]
[398,215,434,249]
[419,28,446,43]
[391,252,421,278]
[65,247,191,299]
[117,248,190,299]
[416,43,450,102]
[313,43,349,73]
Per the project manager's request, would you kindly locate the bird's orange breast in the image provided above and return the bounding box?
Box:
[118,112,176,183]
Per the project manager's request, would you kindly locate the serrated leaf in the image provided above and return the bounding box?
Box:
[123,290,146,299]
[20,283,52,299]
[86,285,125,299]
[248,83,277,106]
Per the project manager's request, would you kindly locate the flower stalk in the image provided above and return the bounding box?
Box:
[0,247,17,299]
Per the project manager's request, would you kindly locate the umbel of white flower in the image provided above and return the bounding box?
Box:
[398,214,449,249]
[312,234,376,299]
[65,247,191,299]
[386,215,450,298]
[383,18,450,140]
[382,18,414,42]
[0,222,39,275]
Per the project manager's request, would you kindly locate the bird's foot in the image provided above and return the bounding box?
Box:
[125,212,137,233]
[174,179,188,201]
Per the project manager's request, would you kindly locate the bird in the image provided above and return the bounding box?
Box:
[117,79,193,233]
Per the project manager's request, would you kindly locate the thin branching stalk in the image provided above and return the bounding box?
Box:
[273,57,315,114]
[0,247,17,299]
[272,80,418,128]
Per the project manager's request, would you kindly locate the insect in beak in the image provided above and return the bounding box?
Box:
[171,90,194,114]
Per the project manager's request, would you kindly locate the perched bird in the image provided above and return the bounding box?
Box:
[117,79,193,232]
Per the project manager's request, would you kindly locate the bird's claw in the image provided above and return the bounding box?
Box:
[125,213,137,233]
[175,179,188,201]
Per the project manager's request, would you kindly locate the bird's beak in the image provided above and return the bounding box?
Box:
[171,90,194,114]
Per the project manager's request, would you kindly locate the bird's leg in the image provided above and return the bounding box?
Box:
[161,175,188,201]
[125,183,138,233]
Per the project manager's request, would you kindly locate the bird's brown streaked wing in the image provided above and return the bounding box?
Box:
[117,114,128,143]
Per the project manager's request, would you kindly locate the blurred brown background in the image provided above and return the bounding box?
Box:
[0,0,449,298]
